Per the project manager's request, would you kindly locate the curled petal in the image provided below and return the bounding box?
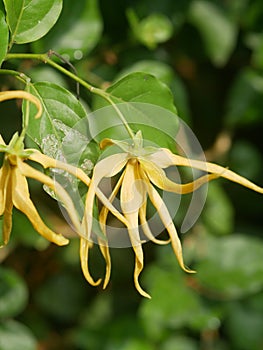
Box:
[12,168,69,246]
[140,169,194,274]
[80,238,102,286]
[0,90,42,119]
[140,158,218,194]
[98,241,111,290]
[0,162,9,216]
[157,149,263,194]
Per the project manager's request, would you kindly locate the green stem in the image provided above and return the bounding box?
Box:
[5,53,135,139]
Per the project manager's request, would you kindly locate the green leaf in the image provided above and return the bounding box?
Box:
[32,0,103,61]
[140,261,219,341]
[92,72,179,149]
[0,1,8,66]
[189,0,237,66]
[3,0,62,44]
[127,9,173,49]
[0,267,28,318]
[26,82,99,205]
[224,68,263,128]
[203,182,234,235]
[0,320,37,350]
[195,234,263,299]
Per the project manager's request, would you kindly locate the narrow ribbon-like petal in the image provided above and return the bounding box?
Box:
[12,167,69,246]
[121,162,151,298]
[18,159,82,235]
[140,168,194,274]
[83,153,128,240]
[0,90,42,119]
[80,237,102,286]
[0,162,9,216]
[2,167,13,244]
[154,149,263,194]
[140,158,218,194]
[98,240,111,290]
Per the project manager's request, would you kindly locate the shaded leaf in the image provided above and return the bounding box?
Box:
[0,320,37,350]
[127,9,173,49]
[3,0,62,44]
[32,0,103,61]
[0,1,8,66]
[188,0,237,66]
[195,234,263,299]
[0,267,28,318]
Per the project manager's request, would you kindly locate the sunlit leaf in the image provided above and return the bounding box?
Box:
[0,2,8,66]
[3,0,62,44]
[188,0,237,66]
[32,0,103,61]
[92,72,179,149]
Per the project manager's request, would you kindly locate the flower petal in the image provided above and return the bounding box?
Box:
[30,151,129,228]
[98,240,111,290]
[140,168,194,273]
[18,159,82,235]
[140,158,218,194]
[80,238,102,286]
[0,134,6,147]
[151,148,263,194]
[12,167,69,246]
[0,90,42,119]
[2,167,13,244]
[139,199,170,245]
[0,162,9,216]
[120,162,151,298]
[83,153,128,241]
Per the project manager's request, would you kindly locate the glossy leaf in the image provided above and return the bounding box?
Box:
[3,0,62,44]
[189,0,237,66]
[92,72,179,149]
[0,267,28,318]
[0,320,37,350]
[32,0,103,61]
[0,1,8,66]
[195,234,263,299]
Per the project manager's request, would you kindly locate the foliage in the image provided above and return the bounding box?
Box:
[0,0,263,349]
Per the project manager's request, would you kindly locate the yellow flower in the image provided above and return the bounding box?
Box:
[81,130,263,298]
[0,90,83,246]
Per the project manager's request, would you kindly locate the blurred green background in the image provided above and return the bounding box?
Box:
[1,0,263,349]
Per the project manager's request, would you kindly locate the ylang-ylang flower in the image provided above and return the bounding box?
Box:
[0,90,83,246]
[82,131,263,298]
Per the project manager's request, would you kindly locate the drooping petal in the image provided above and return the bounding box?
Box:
[140,168,195,274]
[83,153,128,240]
[0,162,9,216]
[80,237,102,286]
[30,151,129,227]
[121,161,151,298]
[152,149,263,194]
[12,167,69,246]
[2,166,13,244]
[18,159,82,235]
[140,158,218,194]
[139,198,171,245]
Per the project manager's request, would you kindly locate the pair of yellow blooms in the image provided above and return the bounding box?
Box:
[1,90,262,298]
